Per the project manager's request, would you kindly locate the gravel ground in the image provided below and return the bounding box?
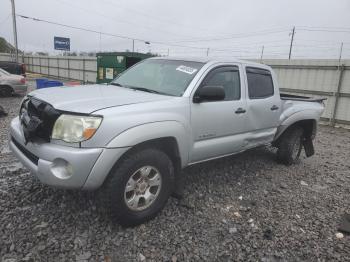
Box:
[0,80,349,261]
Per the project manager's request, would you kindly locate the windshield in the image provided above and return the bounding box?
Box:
[112,59,204,96]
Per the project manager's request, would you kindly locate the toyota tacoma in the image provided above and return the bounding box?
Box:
[10,57,325,225]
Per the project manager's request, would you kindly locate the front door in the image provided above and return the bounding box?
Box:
[190,65,248,163]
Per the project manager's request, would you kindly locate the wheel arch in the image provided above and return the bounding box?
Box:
[106,121,189,166]
[102,137,182,188]
[273,118,317,146]
[117,136,181,172]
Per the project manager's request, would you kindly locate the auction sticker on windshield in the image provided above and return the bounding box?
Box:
[176,65,198,74]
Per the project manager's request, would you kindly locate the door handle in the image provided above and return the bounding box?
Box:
[235,108,246,114]
[270,105,279,111]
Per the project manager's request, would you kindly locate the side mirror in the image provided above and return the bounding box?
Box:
[193,85,225,103]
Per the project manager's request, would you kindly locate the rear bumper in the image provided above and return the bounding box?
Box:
[9,117,129,190]
[12,84,28,95]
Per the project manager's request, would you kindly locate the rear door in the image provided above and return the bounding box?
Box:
[190,64,248,163]
[244,66,281,148]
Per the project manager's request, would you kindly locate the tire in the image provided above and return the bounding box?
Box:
[102,148,174,226]
[0,86,13,97]
[276,126,304,165]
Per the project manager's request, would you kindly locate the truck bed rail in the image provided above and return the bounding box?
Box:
[280,93,327,102]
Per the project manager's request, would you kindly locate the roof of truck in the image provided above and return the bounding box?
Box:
[150,56,270,69]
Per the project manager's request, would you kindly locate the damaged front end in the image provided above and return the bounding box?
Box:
[20,96,61,144]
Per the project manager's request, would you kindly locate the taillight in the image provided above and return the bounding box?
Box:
[20,78,26,84]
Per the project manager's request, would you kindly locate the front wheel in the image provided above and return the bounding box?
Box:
[102,148,174,226]
[276,126,303,165]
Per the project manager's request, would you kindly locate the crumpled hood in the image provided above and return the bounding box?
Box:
[29,84,172,114]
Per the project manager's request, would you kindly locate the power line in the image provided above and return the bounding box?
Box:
[54,0,305,45]
[53,0,194,39]
[291,44,339,49]
[295,38,350,45]
[14,14,350,59]
[17,13,292,56]
[298,28,350,33]
[194,25,350,51]
[0,14,11,26]
[192,40,291,51]
[15,14,226,53]
[170,28,290,43]
[292,48,340,53]
[296,25,350,31]
[17,14,140,41]
[214,44,289,50]
[99,0,222,37]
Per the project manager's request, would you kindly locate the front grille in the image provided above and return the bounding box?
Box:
[11,137,39,165]
[20,97,61,142]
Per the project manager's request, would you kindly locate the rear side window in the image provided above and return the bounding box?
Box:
[246,67,274,99]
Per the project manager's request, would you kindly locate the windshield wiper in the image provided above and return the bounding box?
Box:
[110,82,123,87]
[128,86,168,95]
[111,84,173,96]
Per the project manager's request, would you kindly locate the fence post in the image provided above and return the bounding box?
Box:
[48,57,50,77]
[68,57,70,80]
[331,65,345,127]
[83,58,86,83]
[57,57,60,79]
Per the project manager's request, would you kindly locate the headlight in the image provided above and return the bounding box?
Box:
[52,114,102,143]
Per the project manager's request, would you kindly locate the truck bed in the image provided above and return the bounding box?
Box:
[280,93,326,102]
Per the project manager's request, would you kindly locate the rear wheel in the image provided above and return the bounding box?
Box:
[276,126,303,165]
[102,148,174,226]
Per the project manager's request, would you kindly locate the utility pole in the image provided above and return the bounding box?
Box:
[206,48,210,56]
[288,26,295,60]
[10,0,18,62]
[99,26,102,52]
[167,48,169,56]
[132,39,135,53]
[338,42,343,66]
[99,32,101,51]
[260,45,264,62]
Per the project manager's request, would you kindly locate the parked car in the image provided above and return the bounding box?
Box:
[0,61,26,76]
[0,68,27,96]
[9,57,325,226]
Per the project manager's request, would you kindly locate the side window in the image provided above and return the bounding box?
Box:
[246,67,274,99]
[201,67,241,101]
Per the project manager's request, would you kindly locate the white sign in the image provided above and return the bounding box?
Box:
[117,56,124,63]
[176,65,198,75]
[106,68,114,79]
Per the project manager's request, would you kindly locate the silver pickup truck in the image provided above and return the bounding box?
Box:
[10,57,325,225]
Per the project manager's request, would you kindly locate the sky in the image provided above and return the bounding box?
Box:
[0,0,350,59]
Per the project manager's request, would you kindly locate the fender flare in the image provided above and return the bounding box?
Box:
[106,121,190,167]
[275,110,318,141]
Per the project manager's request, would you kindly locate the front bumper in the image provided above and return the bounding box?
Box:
[12,84,28,95]
[9,117,129,190]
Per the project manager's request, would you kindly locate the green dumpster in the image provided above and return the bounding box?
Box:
[96,52,154,83]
